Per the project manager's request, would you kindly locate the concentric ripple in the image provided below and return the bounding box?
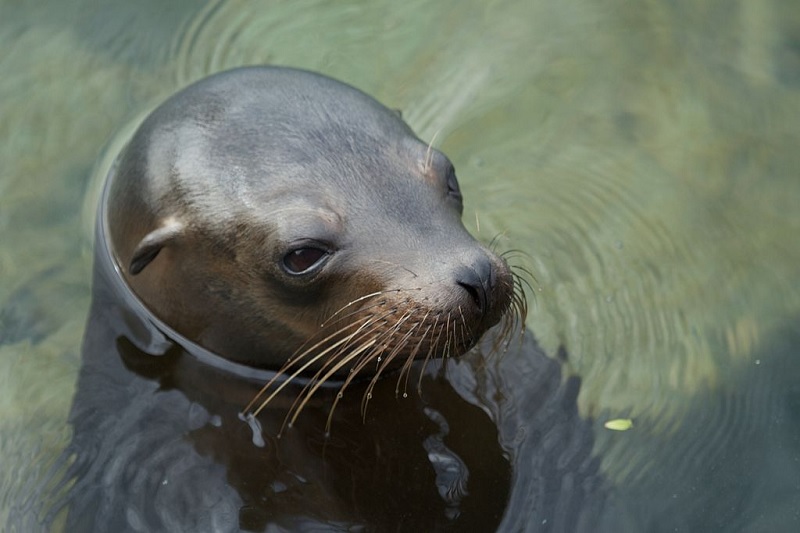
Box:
[2,0,800,530]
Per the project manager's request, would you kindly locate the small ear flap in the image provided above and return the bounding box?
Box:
[129,218,184,275]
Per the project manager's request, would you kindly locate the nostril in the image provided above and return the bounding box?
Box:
[458,280,485,312]
[454,256,494,315]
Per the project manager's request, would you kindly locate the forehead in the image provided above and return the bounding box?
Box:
[171,67,418,153]
[140,68,452,224]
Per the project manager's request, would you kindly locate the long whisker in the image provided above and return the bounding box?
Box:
[346,312,418,410]
[456,305,471,347]
[417,315,444,391]
[343,309,414,382]
[246,314,382,418]
[357,313,423,417]
[296,311,416,431]
[242,315,372,414]
[250,298,410,414]
[424,130,441,172]
[395,311,432,398]
[359,339,418,420]
[270,307,400,404]
[281,320,389,426]
[487,233,505,251]
[499,247,531,259]
[320,290,395,327]
[487,271,529,357]
[294,338,379,433]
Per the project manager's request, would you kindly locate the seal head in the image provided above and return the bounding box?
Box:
[104,66,515,374]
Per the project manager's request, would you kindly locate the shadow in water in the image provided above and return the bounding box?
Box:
[601,321,800,533]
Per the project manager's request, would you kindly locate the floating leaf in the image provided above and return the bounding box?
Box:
[604,419,633,431]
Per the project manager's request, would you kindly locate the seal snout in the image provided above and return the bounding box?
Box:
[454,259,494,315]
[452,251,512,330]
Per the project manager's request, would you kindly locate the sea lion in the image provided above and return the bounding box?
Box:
[28,67,604,533]
[105,66,518,380]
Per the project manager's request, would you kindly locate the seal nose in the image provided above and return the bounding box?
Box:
[455,255,495,315]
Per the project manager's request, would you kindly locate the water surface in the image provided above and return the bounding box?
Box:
[1,0,799,531]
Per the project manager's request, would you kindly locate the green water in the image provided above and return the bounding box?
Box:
[2,0,800,530]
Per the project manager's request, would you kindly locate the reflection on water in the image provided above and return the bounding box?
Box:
[1,0,799,531]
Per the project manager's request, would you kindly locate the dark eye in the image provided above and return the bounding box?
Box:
[282,247,328,274]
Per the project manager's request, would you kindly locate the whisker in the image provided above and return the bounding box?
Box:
[320,290,396,327]
[514,274,530,321]
[293,338,379,432]
[440,312,454,365]
[487,233,504,251]
[246,313,384,418]
[511,272,536,297]
[509,263,538,287]
[283,326,382,426]
[361,317,423,419]
[456,305,470,348]
[416,315,442,392]
[274,309,403,420]
[242,315,372,414]
[395,318,431,399]
[298,310,416,431]
[346,309,414,380]
[248,335,363,419]
[486,271,529,357]
[423,130,441,172]
[368,311,427,390]
[499,247,531,259]
[395,309,431,394]
[347,313,417,404]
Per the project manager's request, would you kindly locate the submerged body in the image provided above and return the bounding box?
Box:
[39,67,604,531]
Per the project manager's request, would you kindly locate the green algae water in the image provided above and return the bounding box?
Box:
[1,0,799,530]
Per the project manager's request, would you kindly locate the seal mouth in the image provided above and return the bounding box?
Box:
[242,263,529,433]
